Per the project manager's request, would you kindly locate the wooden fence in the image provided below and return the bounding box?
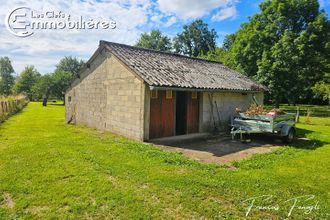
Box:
[0,96,28,123]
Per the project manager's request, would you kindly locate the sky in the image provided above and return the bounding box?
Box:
[0,0,329,75]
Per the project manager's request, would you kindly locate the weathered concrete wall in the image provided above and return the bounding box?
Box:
[200,92,264,132]
[143,85,151,141]
[65,52,108,130]
[106,55,145,140]
[65,51,145,140]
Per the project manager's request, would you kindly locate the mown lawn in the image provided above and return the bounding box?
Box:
[0,102,329,219]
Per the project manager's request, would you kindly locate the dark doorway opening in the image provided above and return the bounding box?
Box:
[176,91,187,135]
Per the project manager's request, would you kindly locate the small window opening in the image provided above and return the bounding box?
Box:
[192,92,198,99]
[151,90,158,99]
[68,96,72,102]
[166,90,172,99]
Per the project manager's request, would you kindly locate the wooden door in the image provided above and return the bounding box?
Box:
[186,92,199,133]
[175,91,187,135]
[149,90,175,139]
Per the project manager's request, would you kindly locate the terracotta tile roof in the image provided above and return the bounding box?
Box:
[101,40,265,91]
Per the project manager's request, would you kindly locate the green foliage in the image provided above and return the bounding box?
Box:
[31,71,73,101]
[0,95,28,122]
[50,56,85,100]
[51,70,73,99]
[135,30,172,51]
[30,57,85,102]
[31,74,53,100]
[214,0,330,105]
[199,47,232,65]
[12,65,41,100]
[0,57,15,96]
[174,20,217,57]
[313,82,330,104]
[55,56,85,78]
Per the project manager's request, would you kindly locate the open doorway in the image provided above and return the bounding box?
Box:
[176,91,187,135]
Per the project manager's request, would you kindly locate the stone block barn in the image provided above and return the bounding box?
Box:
[65,41,265,141]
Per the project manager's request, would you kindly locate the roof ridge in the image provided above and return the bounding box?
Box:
[99,40,223,65]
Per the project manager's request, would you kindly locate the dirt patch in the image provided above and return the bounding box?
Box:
[152,134,281,165]
[108,175,119,186]
[2,192,14,209]
[26,206,49,216]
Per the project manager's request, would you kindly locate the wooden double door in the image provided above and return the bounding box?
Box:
[149,90,199,139]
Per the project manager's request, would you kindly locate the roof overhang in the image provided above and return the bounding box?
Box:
[149,86,264,93]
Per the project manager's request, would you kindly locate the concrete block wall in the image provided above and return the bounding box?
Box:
[106,55,145,140]
[200,92,264,132]
[65,52,108,130]
[65,51,145,140]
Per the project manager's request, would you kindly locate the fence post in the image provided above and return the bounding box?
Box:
[295,106,300,123]
[8,101,11,114]
[4,101,8,113]
[0,101,3,120]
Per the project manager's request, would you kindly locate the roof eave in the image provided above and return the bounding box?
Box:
[149,86,264,93]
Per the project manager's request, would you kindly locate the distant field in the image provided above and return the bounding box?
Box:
[0,102,329,219]
[265,104,330,117]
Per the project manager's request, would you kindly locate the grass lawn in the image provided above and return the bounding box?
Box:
[0,102,329,219]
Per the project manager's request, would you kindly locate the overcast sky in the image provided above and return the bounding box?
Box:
[1,0,329,75]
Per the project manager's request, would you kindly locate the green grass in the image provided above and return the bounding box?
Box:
[0,102,329,219]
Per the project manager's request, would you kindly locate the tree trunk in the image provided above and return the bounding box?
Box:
[275,99,280,108]
[42,89,50,106]
[42,97,48,106]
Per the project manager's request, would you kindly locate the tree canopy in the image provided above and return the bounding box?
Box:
[13,65,41,100]
[55,56,85,78]
[208,0,330,106]
[39,56,85,105]
[0,57,15,96]
[135,30,172,52]
[31,74,53,101]
[174,19,217,57]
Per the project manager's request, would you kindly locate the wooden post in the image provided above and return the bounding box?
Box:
[295,106,300,123]
[4,101,8,113]
[306,108,311,124]
[0,101,3,120]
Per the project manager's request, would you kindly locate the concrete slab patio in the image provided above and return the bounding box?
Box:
[150,133,282,164]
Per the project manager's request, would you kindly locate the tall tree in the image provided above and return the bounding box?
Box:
[174,19,217,57]
[13,65,41,100]
[40,56,84,106]
[222,0,329,105]
[31,74,53,104]
[51,70,73,100]
[135,30,172,51]
[55,56,85,78]
[0,57,15,96]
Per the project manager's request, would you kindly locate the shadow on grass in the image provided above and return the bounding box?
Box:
[289,127,329,150]
[47,103,64,106]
